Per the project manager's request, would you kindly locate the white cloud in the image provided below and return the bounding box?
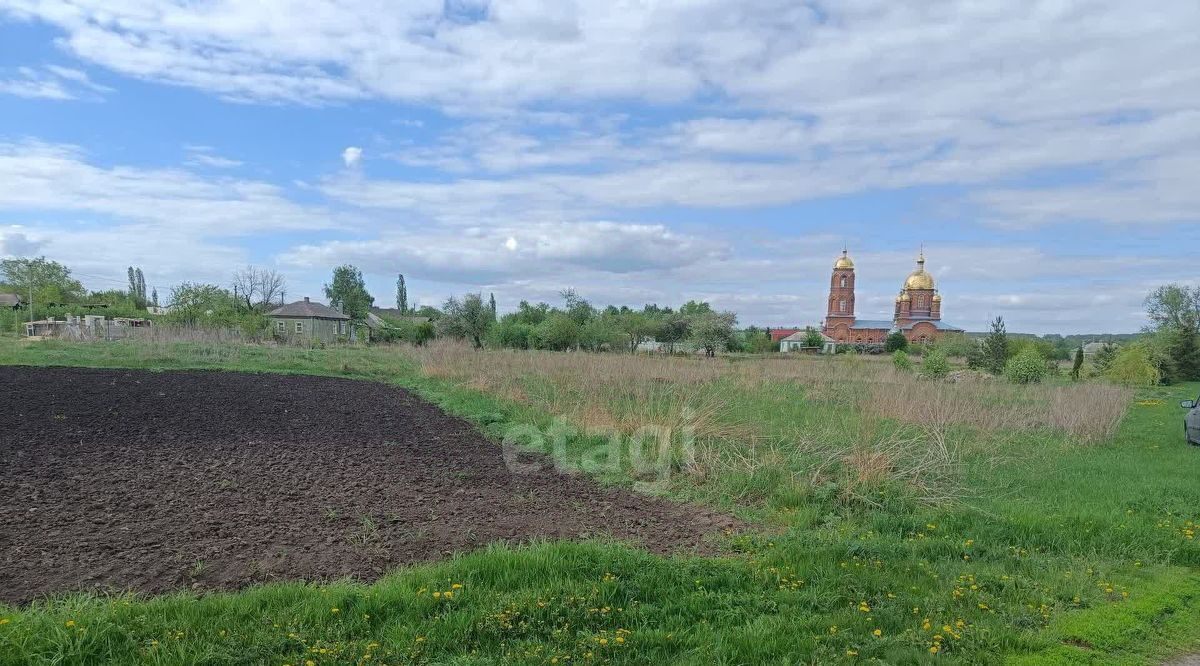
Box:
[0,140,338,234]
[0,225,47,256]
[0,64,110,100]
[341,146,363,168]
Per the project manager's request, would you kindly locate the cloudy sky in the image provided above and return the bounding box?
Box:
[1,1,1197,333]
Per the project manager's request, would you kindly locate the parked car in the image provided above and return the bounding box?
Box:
[1184,394,1200,445]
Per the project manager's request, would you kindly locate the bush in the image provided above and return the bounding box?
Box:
[1004,348,1047,384]
[934,332,978,359]
[1105,344,1162,386]
[919,350,951,379]
[804,328,825,349]
[892,350,913,372]
[884,330,908,353]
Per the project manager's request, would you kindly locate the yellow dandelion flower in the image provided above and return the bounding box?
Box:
[929,645,940,654]
[330,607,340,614]
[65,620,76,628]
[873,629,882,637]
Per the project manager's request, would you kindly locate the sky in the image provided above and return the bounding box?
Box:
[0,1,1197,334]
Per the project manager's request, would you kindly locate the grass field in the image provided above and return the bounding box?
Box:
[1,338,1198,665]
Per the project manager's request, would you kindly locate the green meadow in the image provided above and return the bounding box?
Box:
[1,338,1198,665]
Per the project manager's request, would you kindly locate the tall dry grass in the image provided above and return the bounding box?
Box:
[404,342,1132,503]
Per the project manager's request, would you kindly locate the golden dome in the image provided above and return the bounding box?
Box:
[834,249,854,269]
[900,291,911,301]
[903,252,935,290]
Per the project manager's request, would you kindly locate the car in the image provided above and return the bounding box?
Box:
[1184,394,1200,446]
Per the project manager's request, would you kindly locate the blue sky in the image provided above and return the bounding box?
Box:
[1,1,1197,333]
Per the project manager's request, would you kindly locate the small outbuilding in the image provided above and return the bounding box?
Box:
[0,293,22,309]
[268,297,351,343]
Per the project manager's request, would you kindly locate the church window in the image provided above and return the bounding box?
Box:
[839,299,847,313]
[840,276,847,288]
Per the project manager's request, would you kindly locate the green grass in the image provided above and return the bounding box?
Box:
[1,339,1198,665]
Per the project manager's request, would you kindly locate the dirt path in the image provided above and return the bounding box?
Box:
[0,366,736,604]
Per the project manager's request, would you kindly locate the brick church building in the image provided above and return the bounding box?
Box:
[822,249,963,345]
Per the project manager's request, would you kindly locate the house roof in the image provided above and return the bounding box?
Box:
[848,319,895,330]
[900,320,963,332]
[0,292,21,307]
[370,307,431,323]
[780,331,835,343]
[769,328,801,342]
[268,298,350,320]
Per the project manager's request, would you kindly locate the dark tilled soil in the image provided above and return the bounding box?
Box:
[0,366,737,604]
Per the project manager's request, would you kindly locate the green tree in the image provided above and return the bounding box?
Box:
[981,316,1009,374]
[492,317,535,349]
[323,265,374,320]
[395,274,408,313]
[151,287,159,308]
[1005,348,1047,384]
[440,293,492,349]
[892,349,913,372]
[1,256,86,305]
[489,292,497,320]
[561,289,593,325]
[1092,343,1118,375]
[690,310,737,357]
[535,312,580,351]
[1145,285,1200,331]
[884,330,909,353]
[920,349,951,379]
[615,310,656,353]
[1106,344,1162,386]
[1070,346,1084,381]
[804,327,825,349]
[579,316,623,352]
[164,283,239,326]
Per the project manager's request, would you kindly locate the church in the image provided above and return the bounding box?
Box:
[821,249,964,345]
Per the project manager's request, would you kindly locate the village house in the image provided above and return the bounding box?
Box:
[268,297,351,343]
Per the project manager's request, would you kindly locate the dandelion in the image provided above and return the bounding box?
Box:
[873,629,882,637]
[846,650,858,656]
[433,592,442,599]
[0,619,9,626]
[452,583,463,590]
[858,601,871,612]
[929,645,940,654]
[65,620,76,628]
[330,607,340,614]
[829,625,838,634]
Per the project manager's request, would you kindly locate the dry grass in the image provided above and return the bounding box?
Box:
[403,342,1132,504]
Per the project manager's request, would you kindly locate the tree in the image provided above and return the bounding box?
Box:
[654,313,691,352]
[323,265,374,320]
[164,283,238,325]
[690,310,737,357]
[489,292,497,320]
[804,327,825,349]
[151,287,159,308]
[231,266,286,311]
[615,310,656,353]
[1005,348,1047,384]
[1145,285,1200,331]
[1,256,86,305]
[440,293,492,348]
[920,349,951,379]
[1070,346,1084,381]
[1106,344,1162,386]
[1092,343,1119,375]
[892,350,913,372]
[395,274,408,313]
[884,330,909,353]
[535,312,580,351]
[127,267,147,307]
[561,289,593,325]
[981,316,1009,375]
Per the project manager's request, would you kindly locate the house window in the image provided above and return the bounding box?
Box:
[295,321,304,333]
[275,321,285,332]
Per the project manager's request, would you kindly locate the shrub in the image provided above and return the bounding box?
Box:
[892,350,913,372]
[884,330,908,352]
[919,350,951,379]
[804,327,825,349]
[1004,348,1047,384]
[1105,344,1162,386]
